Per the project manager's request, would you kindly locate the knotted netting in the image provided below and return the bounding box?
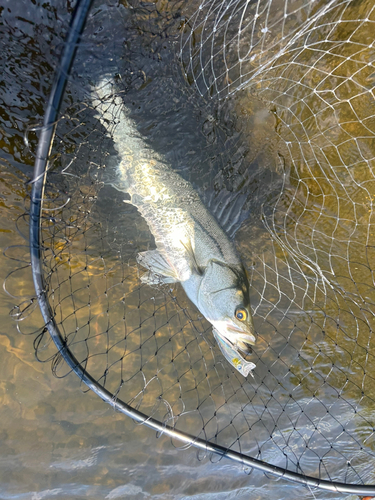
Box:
[22,0,375,495]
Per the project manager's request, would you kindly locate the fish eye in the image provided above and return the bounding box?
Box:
[235,308,247,322]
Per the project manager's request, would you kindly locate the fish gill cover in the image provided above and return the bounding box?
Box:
[8,0,375,494]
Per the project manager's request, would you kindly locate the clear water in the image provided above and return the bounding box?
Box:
[0,0,371,499]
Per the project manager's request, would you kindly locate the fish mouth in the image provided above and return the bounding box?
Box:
[212,324,255,358]
[238,345,253,357]
[212,321,256,346]
[227,325,256,345]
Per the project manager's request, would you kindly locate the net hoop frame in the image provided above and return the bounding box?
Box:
[28,0,375,495]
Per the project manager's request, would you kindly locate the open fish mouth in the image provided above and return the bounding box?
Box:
[238,342,253,354]
[229,329,257,347]
[211,320,256,346]
[226,329,256,357]
[227,324,256,342]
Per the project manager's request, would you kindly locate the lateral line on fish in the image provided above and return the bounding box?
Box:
[188,213,227,261]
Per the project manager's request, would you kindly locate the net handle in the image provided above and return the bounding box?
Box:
[28,0,375,495]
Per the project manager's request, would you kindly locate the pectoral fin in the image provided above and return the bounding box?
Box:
[180,239,203,275]
[140,270,179,286]
[212,328,256,377]
[137,249,180,284]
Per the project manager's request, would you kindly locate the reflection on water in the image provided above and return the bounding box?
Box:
[1,0,375,498]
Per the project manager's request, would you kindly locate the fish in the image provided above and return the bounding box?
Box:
[91,78,257,377]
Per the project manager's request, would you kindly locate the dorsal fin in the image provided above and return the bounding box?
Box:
[204,189,249,239]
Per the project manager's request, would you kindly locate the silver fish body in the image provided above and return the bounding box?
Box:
[92,79,256,376]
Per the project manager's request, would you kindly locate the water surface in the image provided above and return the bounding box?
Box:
[0,0,374,499]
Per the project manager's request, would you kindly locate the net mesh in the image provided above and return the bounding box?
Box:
[19,0,375,491]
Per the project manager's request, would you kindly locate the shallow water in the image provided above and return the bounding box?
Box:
[0,2,282,498]
[1,0,374,499]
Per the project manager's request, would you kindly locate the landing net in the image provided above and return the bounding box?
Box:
[20,0,375,495]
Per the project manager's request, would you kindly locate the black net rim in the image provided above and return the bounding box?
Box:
[27,0,375,495]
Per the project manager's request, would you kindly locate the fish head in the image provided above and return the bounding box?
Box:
[197,260,256,354]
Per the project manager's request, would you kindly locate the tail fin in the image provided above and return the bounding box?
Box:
[91,78,137,155]
[91,78,140,192]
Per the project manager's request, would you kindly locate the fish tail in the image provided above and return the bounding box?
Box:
[92,78,141,158]
[91,78,145,192]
